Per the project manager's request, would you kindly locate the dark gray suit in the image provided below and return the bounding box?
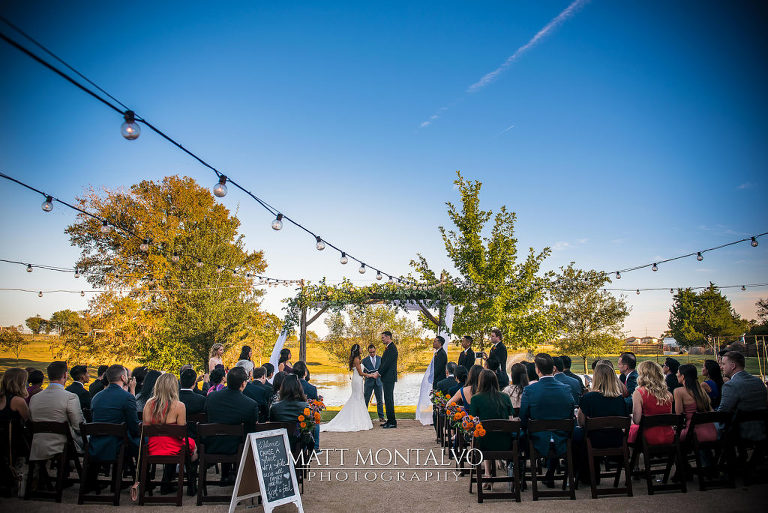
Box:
[362,355,384,420]
[718,370,768,441]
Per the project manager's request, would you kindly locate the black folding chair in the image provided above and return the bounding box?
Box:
[137,424,191,506]
[468,420,522,503]
[78,422,130,506]
[197,423,244,505]
[729,408,768,486]
[684,411,734,491]
[629,414,686,495]
[24,421,83,502]
[584,416,632,498]
[527,418,576,500]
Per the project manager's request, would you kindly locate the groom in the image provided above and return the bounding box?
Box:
[375,330,398,429]
[362,344,385,423]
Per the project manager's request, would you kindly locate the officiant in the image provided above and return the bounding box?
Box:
[362,343,385,423]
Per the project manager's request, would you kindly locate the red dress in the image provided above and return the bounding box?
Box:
[146,405,196,456]
[628,388,674,445]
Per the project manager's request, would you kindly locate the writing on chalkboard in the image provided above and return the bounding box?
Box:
[255,435,295,502]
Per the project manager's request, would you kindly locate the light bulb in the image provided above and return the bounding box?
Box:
[217,265,223,273]
[376,271,383,280]
[670,288,674,294]
[616,272,621,279]
[38,291,43,297]
[359,263,366,274]
[697,252,703,261]
[74,268,80,279]
[140,239,150,252]
[636,289,640,295]
[272,213,284,231]
[121,110,140,140]
[26,264,32,273]
[751,237,758,247]
[652,263,658,272]
[41,195,53,212]
[340,252,348,265]
[232,269,238,275]
[80,291,85,297]
[100,220,111,233]
[315,236,325,251]
[742,285,746,291]
[213,175,228,197]
[171,252,180,263]
[388,277,394,284]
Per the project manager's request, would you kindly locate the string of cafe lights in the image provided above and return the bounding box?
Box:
[0,282,295,298]
[0,21,414,286]
[604,282,768,296]
[0,171,301,287]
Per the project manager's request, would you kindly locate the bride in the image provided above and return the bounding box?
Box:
[320,344,374,432]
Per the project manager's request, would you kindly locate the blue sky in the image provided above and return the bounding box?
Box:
[1,0,766,338]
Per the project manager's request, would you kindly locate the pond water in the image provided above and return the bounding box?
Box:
[309,372,426,407]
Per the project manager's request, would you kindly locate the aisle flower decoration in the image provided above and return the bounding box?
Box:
[430,389,450,409]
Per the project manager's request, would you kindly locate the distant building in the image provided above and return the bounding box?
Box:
[625,337,640,344]
[641,337,660,344]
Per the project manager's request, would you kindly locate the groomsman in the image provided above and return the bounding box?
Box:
[362,344,385,422]
[486,329,507,377]
[432,336,448,388]
[376,331,398,429]
[457,335,476,372]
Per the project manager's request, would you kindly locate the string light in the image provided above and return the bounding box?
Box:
[636,289,640,295]
[196,259,203,268]
[271,213,284,231]
[216,265,223,273]
[213,175,228,198]
[120,110,140,140]
[74,268,80,278]
[376,271,383,281]
[652,263,658,272]
[340,252,348,265]
[697,252,703,261]
[359,263,366,274]
[80,290,84,297]
[26,264,32,273]
[752,237,759,247]
[139,239,150,252]
[171,252,180,263]
[670,288,674,294]
[742,285,746,291]
[315,236,325,251]
[100,220,111,233]
[41,195,53,212]
[38,291,42,297]
[616,272,621,279]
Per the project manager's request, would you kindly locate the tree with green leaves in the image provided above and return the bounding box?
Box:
[48,310,81,336]
[410,171,554,352]
[550,263,629,371]
[0,325,27,362]
[25,315,48,335]
[323,305,428,371]
[668,284,749,350]
[66,175,267,370]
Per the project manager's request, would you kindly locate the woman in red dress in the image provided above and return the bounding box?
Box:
[142,373,197,459]
[629,360,674,445]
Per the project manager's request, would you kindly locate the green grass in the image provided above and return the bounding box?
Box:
[321,407,416,422]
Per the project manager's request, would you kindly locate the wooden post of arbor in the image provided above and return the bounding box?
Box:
[299,305,308,363]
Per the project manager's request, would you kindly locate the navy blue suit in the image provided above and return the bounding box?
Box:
[89,383,140,460]
[519,376,575,456]
[299,378,318,400]
[243,381,273,423]
[362,355,384,419]
[555,372,582,406]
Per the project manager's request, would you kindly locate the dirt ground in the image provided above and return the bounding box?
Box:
[2,419,766,513]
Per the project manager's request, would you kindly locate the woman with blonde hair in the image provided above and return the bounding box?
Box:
[142,373,197,460]
[628,360,674,444]
[208,343,225,372]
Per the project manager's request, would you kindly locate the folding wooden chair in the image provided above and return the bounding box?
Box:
[196,423,244,505]
[629,414,686,495]
[24,421,83,502]
[584,416,632,498]
[468,420,521,503]
[730,408,768,486]
[78,422,130,506]
[527,418,576,501]
[137,424,190,506]
[684,411,735,491]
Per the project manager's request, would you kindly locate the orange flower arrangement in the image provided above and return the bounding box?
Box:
[298,415,305,421]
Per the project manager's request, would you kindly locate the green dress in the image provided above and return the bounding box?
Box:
[468,392,514,451]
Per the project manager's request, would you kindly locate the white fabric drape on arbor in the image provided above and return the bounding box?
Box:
[415,305,455,425]
[267,330,289,384]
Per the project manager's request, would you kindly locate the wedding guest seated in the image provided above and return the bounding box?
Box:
[469,369,515,489]
[663,357,682,395]
[525,361,538,384]
[244,366,273,422]
[576,363,629,482]
[554,356,582,405]
[485,357,509,389]
[180,364,206,396]
[132,366,149,397]
[701,359,724,409]
[436,363,460,396]
[206,368,226,396]
[675,364,717,443]
[1,368,31,497]
[502,362,529,415]
[718,351,768,441]
[29,361,84,465]
[269,374,309,423]
[519,353,575,486]
[447,365,483,408]
[89,365,109,397]
[618,352,637,408]
[292,361,318,400]
[89,365,140,462]
[561,355,586,394]
[65,364,91,414]
[179,369,206,417]
[204,367,258,482]
[25,369,44,404]
[628,361,674,445]
[135,370,161,411]
[143,373,198,495]
[263,362,275,384]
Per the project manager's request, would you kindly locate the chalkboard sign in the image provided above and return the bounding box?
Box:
[229,429,303,513]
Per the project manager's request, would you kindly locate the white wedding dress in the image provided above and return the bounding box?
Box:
[320,367,373,432]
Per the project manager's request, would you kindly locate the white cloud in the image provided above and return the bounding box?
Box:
[737,182,754,190]
[467,0,589,92]
[499,124,516,135]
